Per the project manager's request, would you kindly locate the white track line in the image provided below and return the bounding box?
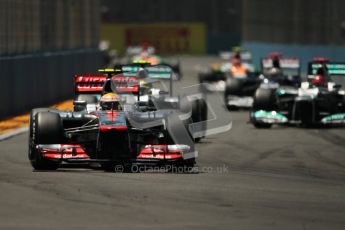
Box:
[0,127,28,142]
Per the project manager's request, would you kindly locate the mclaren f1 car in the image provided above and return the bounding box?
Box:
[28,66,206,171]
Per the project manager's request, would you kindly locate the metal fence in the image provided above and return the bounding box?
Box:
[0,0,102,119]
[0,0,100,56]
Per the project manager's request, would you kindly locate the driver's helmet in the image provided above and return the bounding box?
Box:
[266,67,283,82]
[311,75,326,87]
[140,51,150,59]
[99,93,122,110]
[139,80,152,95]
[231,52,242,66]
[268,67,282,76]
[311,67,328,87]
[141,42,151,52]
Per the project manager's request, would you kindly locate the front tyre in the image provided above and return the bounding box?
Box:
[253,88,276,111]
[253,122,272,129]
[29,112,62,170]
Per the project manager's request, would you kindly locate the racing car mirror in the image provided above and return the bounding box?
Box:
[333,84,342,89]
[73,100,87,112]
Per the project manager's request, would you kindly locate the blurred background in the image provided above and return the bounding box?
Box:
[1,0,345,118]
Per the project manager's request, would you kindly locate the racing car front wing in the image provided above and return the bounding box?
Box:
[226,96,253,108]
[251,110,345,125]
[36,144,197,164]
[251,110,288,124]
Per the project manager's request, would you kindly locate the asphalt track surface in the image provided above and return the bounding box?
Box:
[1,57,345,230]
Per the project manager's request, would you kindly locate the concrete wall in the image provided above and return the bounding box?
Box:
[0,49,103,119]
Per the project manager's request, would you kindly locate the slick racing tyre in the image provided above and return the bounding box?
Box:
[253,121,272,129]
[74,94,99,111]
[28,108,49,164]
[191,99,207,142]
[75,94,98,104]
[171,62,182,79]
[225,78,242,96]
[225,78,242,110]
[29,112,62,170]
[253,88,277,111]
[252,88,276,129]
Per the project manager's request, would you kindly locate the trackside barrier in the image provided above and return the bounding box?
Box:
[0,49,103,119]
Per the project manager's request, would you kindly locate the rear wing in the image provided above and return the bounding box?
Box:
[261,58,300,70]
[74,75,106,93]
[74,74,141,94]
[308,62,345,76]
[121,64,175,96]
[219,51,252,61]
[74,65,174,94]
[121,65,173,79]
[126,46,155,56]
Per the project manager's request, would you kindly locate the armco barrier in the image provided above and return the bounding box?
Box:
[0,49,103,119]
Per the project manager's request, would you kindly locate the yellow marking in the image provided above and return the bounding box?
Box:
[133,60,151,64]
[98,68,122,73]
[0,100,74,136]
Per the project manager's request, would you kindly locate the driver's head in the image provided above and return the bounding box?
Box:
[311,75,326,87]
[311,66,328,87]
[316,66,327,76]
[231,53,242,66]
[266,67,283,80]
[140,51,150,59]
[269,52,282,69]
[99,93,122,111]
[141,42,150,51]
[268,67,282,75]
[272,56,281,69]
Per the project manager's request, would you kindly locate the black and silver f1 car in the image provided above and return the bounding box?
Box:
[198,50,256,92]
[224,53,301,110]
[28,66,204,171]
[250,58,345,128]
[124,44,182,79]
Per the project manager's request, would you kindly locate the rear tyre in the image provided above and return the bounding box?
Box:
[172,63,182,80]
[191,99,207,142]
[225,78,242,96]
[225,78,242,111]
[29,112,62,170]
[198,73,215,83]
